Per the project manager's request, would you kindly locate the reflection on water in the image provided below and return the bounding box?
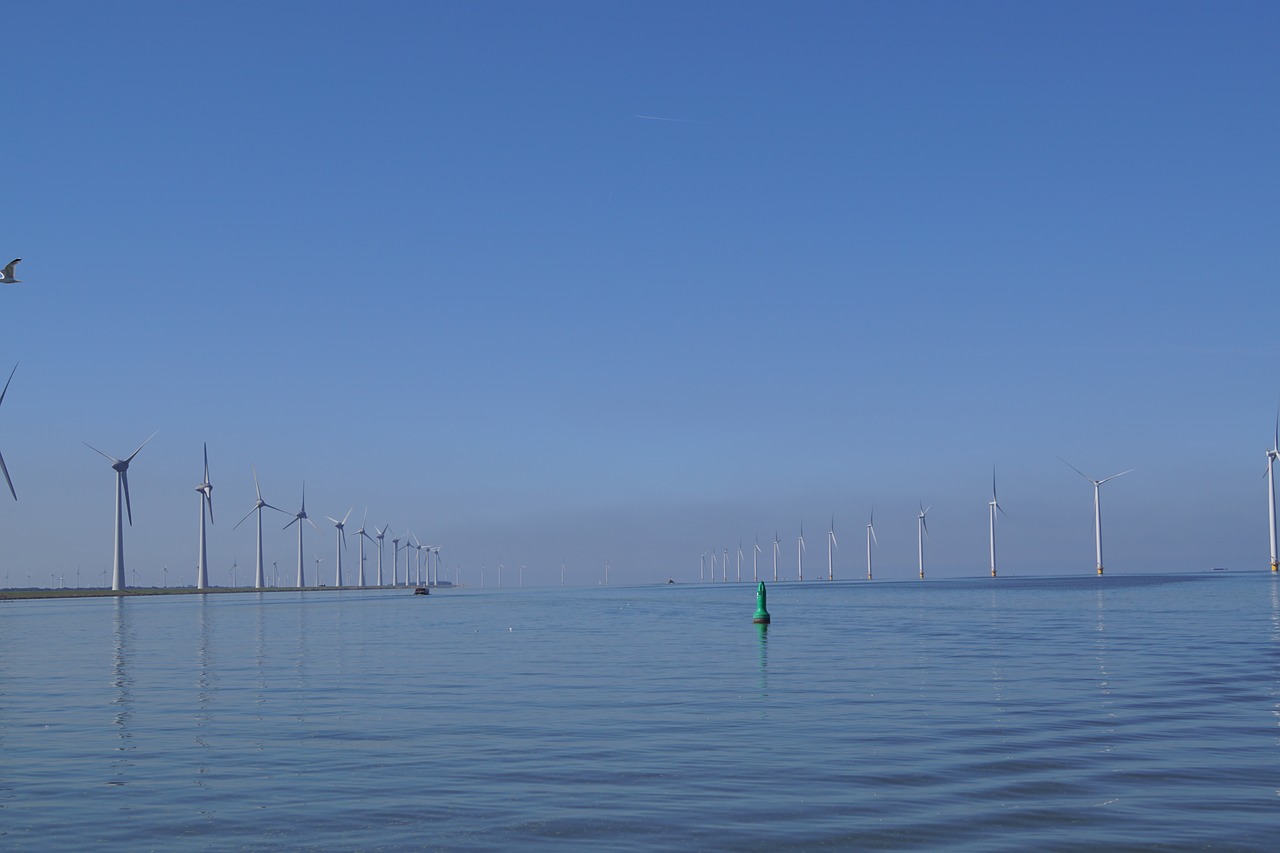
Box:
[108,597,134,786]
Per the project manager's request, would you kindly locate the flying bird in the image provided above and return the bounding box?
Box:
[1,259,21,285]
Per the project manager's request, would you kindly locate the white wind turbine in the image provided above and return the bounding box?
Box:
[283,483,322,588]
[326,508,351,587]
[1059,457,1133,576]
[736,543,743,583]
[374,524,389,586]
[753,537,762,582]
[699,550,706,583]
[709,550,717,584]
[797,523,806,581]
[723,547,728,583]
[354,510,374,587]
[866,508,878,580]
[989,467,1009,578]
[0,363,18,501]
[390,533,402,585]
[917,503,930,579]
[85,431,158,591]
[827,515,838,581]
[772,531,780,582]
[1266,411,1279,573]
[233,467,289,589]
[194,444,214,590]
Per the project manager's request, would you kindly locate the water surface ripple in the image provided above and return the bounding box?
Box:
[1,574,1276,851]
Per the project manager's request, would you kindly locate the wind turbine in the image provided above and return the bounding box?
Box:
[866,508,878,580]
[827,516,837,581]
[283,483,322,588]
[85,431,158,591]
[234,467,289,589]
[917,503,930,579]
[772,531,780,582]
[736,543,743,583]
[374,524,389,586]
[797,522,806,581]
[0,363,18,500]
[1267,411,1279,572]
[325,508,351,587]
[699,550,706,583]
[354,510,374,587]
[753,536,762,582]
[708,550,717,584]
[723,547,728,583]
[1059,457,1133,575]
[391,533,402,585]
[194,444,214,590]
[989,467,1009,578]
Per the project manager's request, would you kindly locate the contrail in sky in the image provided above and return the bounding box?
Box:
[634,114,706,124]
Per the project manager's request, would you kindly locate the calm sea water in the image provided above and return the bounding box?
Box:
[1,574,1277,851]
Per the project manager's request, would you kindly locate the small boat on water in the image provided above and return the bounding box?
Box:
[414,587,430,595]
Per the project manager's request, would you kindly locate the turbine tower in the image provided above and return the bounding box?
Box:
[797,522,806,581]
[391,534,402,585]
[326,508,351,587]
[772,531,780,582]
[1267,413,1279,572]
[989,467,1009,578]
[374,524,389,585]
[699,550,706,583]
[736,542,743,583]
[866,508,878,580]
[0,363,18,501]
[1059,457,1133,576]
[85,431,157,591]
[233,467,288,589]
[753,537,762,582]
[917,503,930,579]
[723,547,728,583]
[354,510,374,587]
[283,483,322,587]
[194,444,214,590]
[827,516,837,581]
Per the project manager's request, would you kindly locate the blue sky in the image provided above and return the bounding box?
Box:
[2,1,1278,588]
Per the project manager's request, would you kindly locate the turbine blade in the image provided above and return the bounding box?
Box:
[1057,455,1093,482]
[233,506,257,530]
[283,516,299,530]
[84,442,118,464]
[0,449,15,500]
[253,465,263,501]
[870,526,879,547]
[203,443,209,481]
[1097,469,1135,485]
[306,517,323,533]
[124,430,159,464]
[206,491,215,524]
[121,470,134,526]
[0,363,17,408]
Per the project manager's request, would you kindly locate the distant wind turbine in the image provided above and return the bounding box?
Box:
[391,534,402,585]
[709,550,717,584]
[354,510,374,587]
[0,363,18,500]
[325,508,351,587]
[827,516,837,581]
[194,444,214,590]
[989,467,1009,578]
[866,508,878,580]
[773,531,780,582]
[85,431,158,591]
[917,503,930,579]
[736,543,743,583]
[753,536,762,582]
[1059,457,1134,576]
[723,548,728,583]
[797,523,806,581]
[699,550,706,583]
[1267,410,1279,573]
[374,524,389,586]
[233,467,288,589]
[283,483,322,587]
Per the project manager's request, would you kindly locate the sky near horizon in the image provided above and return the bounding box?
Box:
[2,1,1278,588]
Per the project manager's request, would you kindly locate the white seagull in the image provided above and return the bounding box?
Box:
[1,259,21,285]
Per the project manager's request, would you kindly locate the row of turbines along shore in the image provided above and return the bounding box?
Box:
[701,439,1280,582]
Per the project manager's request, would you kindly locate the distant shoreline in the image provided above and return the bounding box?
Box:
[0,585,440,601]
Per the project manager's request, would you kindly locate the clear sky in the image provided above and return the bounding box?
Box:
[2,1,1278,588]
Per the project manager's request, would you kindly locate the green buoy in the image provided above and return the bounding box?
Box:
[753,581,771,624]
